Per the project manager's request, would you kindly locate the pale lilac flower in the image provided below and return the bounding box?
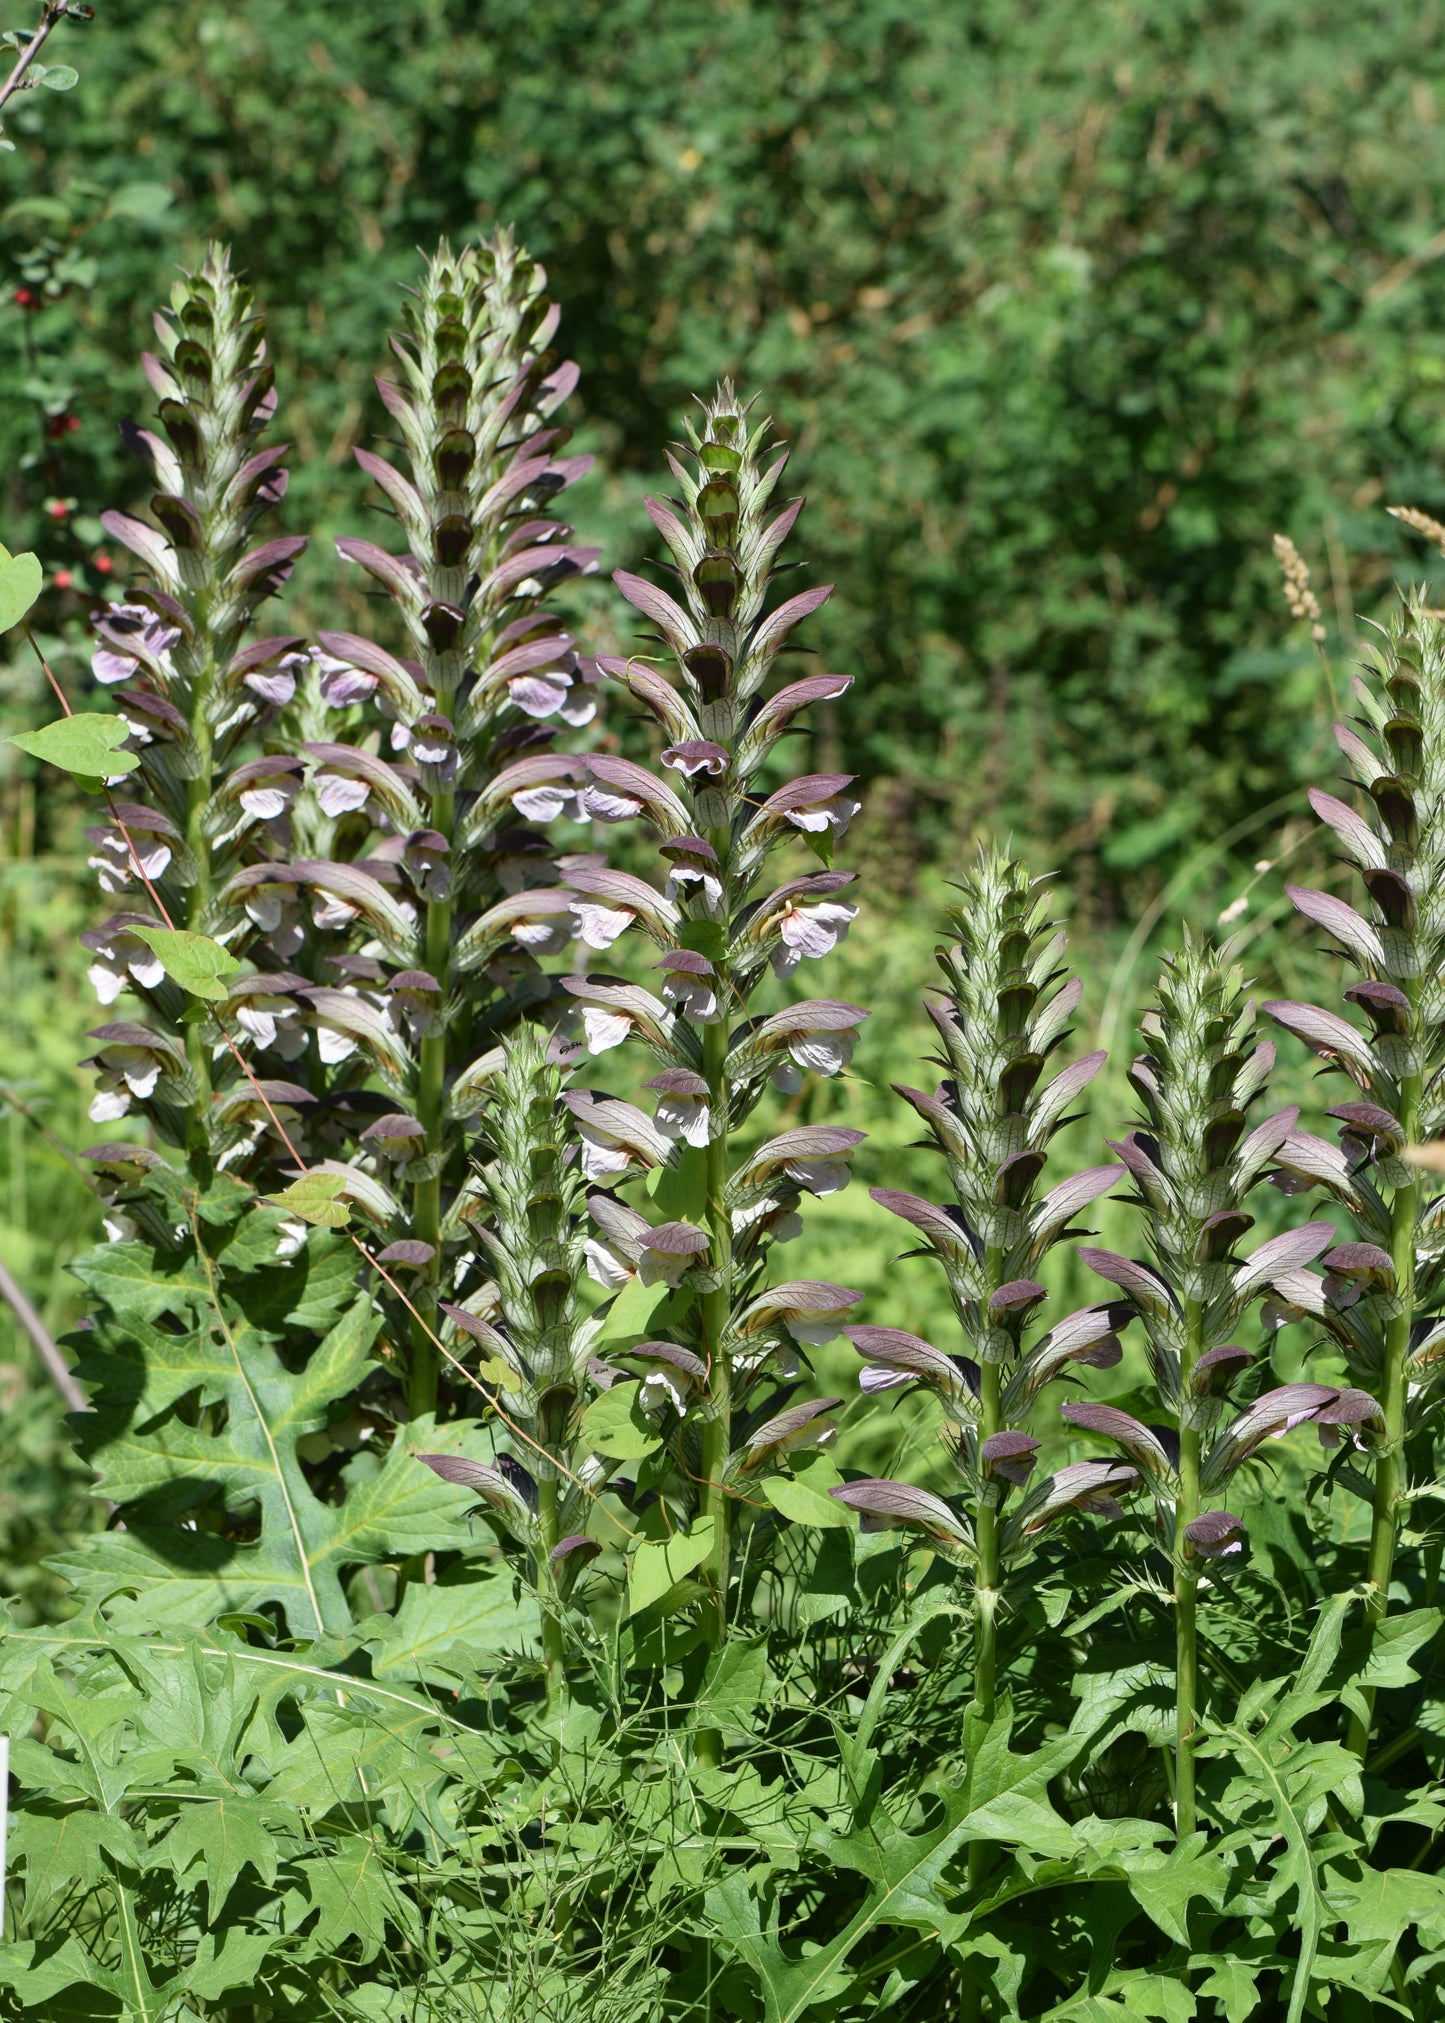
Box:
[657,949,719,1022]
[772,899,858,977]
[648,1069,711,1148]
[312,647,379,707]
[81,918,166,1005]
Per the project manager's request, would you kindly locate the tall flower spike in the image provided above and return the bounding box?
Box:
[419,1023,604,1699]
[831,851,1128,1751]
[1261,594,1445,1757]
[330,236,598,1416]
[582,384,863,1748]
[82,245,307,1178]
[1074,936,1372,1836]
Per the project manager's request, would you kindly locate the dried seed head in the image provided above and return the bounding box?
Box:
[1271,532,1326,643]
[1388,504,1445,556]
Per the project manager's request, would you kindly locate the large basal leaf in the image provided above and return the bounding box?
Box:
[63,1221,481,1637]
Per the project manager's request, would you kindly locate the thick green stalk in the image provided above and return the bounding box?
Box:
[537,1472,565,1702]
[1346,1055,1420,1758]
[409,791,456,1419]
[967,1357,1003,1899]
[179,581,217,1172]
[1174,1294,1204,1838]
[695,1012,733,1769]
[973,1358,1003,1724]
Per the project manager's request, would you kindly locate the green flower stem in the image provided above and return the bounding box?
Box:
[1175,1294,1205,1839]
[696,1010,733,1770]
[409,790,456,1420]
[1347,1053,1420,1758]
[973,1357,1003,1723]
[537,1470,565,1701]
[966,1359,1003,1900]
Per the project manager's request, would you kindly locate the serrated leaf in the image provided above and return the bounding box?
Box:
[71,1243,213,1340]
[303,1836,394,1961]
[13,1807,138,1915]
[1192,1960,1264,2023]
[130,924,242,1002]
[580,1379,663,1460]
[363,1566,535,1682]
[0,549,42,632]
[709,1789,971,2023]
[60,1295,433,1637]
[628,1516,715,1615]
[8,709,140,787]
[265,1172,351,1228]
[160,1795,288,1918]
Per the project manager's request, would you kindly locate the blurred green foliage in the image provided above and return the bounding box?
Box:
[4,0,1445,878]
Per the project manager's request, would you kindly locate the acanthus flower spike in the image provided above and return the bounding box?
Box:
[581,382,862,1759]
[1259,596,1445,1758]
[1077,932,1370,1838]
[328,235,597,1418]
[833,848,1124,1815]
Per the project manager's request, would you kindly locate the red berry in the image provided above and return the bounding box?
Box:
[65,414,80,434]
[44,498,69,520]
[13,288,35,310]
[52,568,73,591]
[94,552,113,575]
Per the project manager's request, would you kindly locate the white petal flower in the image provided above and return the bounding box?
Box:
[771,900,859,976]
[89,1085,132,1123]
[661,975,719,1022]
[785,1156,853,1196]
[509,672,572,718]
[314,774,370,817]
[581,1006,634,1053]
[654,1090,711,1147]
[790,1030,855,1076]
[573,901,633,951]
[583,1238,634,1291]
[514,784,582,823]
[312,892,359,932]
[575,1129,634,1181]
[316,1023,359,1065]
[640,1367,691,1417]
[313,651,378,706]
[239,784,296,821]
[513,916,572,955]
[580,783,643,823]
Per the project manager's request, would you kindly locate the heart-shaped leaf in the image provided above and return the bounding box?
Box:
[265,1173,352,1229]
[130,926,242,1002]
[8,712,140,789]
[579,1380,662,1461]
[763,1473,854,1529]
[0,549,42,633]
